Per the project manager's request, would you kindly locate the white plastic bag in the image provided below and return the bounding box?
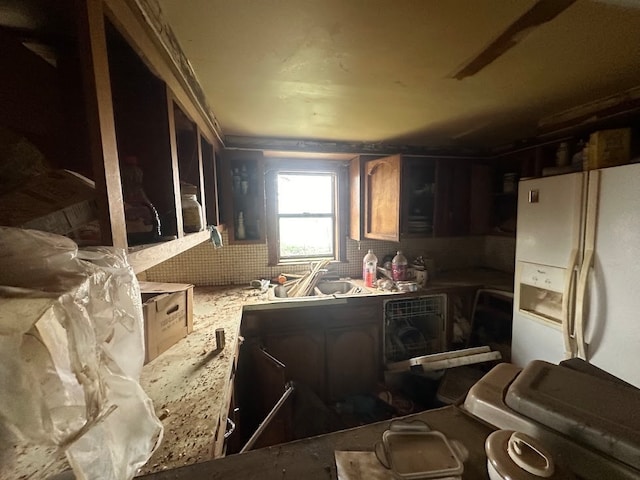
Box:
[0,227,163,480]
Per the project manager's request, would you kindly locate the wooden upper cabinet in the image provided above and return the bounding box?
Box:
[220,150,266,244]
[434,159,494,237]
[0,0,221,272]
[349,156,362,241]
[200,136,220,227]
[364,154,401,242]
[402,157,437,237]
[359,155,487,240]
[469,163,492,235]
[433,159,471,237]
[362,154,441,241]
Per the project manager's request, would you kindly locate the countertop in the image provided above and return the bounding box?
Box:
[138,286,267,475]
[4,268,512,479]
[139,267,512,475]
[139,405,495,480]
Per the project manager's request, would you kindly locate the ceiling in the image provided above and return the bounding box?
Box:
[158,1,640,150]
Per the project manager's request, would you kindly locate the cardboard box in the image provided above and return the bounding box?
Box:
[139,281,194,364]
[586,128,631,170]
[0,169,97,235]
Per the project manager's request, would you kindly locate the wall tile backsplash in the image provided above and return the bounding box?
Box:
[484,235,516,273]
[146,232,515,286]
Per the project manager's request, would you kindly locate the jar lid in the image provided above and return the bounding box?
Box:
[486,430,574,480]
[180,182,198,195]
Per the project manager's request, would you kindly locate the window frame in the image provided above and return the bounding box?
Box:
[266,159,348,266]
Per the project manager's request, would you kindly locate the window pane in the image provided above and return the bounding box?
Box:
[279,217,334,257]
[277,174,333,214]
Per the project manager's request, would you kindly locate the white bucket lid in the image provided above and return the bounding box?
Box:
[485,430,574,480]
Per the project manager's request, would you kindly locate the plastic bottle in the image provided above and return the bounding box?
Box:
[236,211,246,240]
[392,251,408,281]
[362,249,378,288]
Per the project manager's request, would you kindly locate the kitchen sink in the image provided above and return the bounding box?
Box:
[314,280,363,295]
[268,280,365,300]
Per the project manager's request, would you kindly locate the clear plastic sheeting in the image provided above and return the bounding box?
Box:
[0,227,163,480]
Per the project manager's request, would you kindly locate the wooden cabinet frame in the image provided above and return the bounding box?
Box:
[1,0,222,272]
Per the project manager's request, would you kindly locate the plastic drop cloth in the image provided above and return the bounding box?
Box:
[0,227,163,480]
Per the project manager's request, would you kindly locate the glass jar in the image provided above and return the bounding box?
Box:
[181,194,204,232]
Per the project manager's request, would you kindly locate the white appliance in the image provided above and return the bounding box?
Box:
[512,162,640,388]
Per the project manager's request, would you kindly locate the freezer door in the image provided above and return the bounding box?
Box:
[512,309,568,367]
[515,172,585,268]
[582,163,640,388]
[513,172,584,367]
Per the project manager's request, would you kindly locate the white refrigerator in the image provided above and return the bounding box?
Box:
[511,162,640,388]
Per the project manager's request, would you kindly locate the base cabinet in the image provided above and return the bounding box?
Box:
[233,298,383,452]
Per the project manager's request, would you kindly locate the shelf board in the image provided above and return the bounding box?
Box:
[127,230,210,273]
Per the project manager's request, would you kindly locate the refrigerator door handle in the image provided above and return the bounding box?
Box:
[574,170,599,361]
[562,248,579,359]
[575,248,594,360]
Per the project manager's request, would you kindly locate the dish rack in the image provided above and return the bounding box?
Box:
[383,295,447,363]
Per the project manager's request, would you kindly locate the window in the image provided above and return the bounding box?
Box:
[277,172,336,259]
[266,160,347,265]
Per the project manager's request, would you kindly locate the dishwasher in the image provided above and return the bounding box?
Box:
[383,295,447,364]
[384,294,502,373]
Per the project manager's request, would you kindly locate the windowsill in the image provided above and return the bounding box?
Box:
[270,258,349,267]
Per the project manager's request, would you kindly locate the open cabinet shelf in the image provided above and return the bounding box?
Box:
[220,150,267,244]
[0,0,221,272]
[128,230,210,274]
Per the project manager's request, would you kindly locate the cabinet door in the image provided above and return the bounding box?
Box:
[249,346,292,450]
[364,154,401,241]
[265,331,326,400]
[325,325,380,401]
[231,342,292,454]
[469,163,492,235]
[433,160,471,237]
[402,158,436,237]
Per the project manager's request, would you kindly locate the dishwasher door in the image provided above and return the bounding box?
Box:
[384,294,501,373]
[383,295,447,364]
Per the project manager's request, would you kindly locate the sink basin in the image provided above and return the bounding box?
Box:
[269,280,364,300]
[314,280,363,295]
